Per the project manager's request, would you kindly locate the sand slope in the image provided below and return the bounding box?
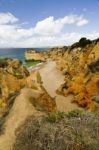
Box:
[0,88,43,150]
[39,61,79,112]
[0,61,80,150]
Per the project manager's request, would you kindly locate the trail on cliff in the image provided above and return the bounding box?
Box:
[39,61,79,112]
[0,61,81,150]
[0,88,43,150]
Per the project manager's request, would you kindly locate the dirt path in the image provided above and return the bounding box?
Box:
[0,88,43,150]
[0,61,81,150]
[39,61,79,112]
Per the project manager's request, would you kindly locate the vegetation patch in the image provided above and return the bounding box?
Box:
[25,60,41,67]
[67,109,85,118]
[46,112,65,123]
[13,111,99,150]
[71,37,92,50]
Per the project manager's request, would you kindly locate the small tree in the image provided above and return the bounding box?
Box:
[79,37,91,47]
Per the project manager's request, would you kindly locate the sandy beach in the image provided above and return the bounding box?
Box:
[39,61,80,112]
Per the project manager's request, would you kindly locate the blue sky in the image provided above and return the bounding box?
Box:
[0,0,99,47]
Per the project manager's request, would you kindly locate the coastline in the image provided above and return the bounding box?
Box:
[27,62,45,73]
[39,60,81,112]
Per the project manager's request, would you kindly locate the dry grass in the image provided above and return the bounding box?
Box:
[13,111,99,150]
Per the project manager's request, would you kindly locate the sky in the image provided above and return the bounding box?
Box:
[0,0,99,47]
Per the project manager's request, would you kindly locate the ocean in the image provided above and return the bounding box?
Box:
[0,48,46,64]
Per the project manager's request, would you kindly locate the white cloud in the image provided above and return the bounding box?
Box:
[0,12,98,48]
[0,12,18,24]
[76,19,88,26]
[34,15,88,35]
[0,31,99,48]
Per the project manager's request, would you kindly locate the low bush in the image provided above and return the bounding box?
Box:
[92,96,99,104]
[70,37,92,50]
[13,112,99,150]
[88,60,99,73]
[67,109,85,118]
[47,112,65,123]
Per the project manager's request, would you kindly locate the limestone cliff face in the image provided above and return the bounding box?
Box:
[0,58,56,112]
[0,58,29,107]
[46,38,99,111]
[25,50,45,61]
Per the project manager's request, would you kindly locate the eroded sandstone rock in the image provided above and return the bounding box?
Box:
[0,58,29,107]
[25,49,45,61]
[46,38,99,111]
[0,58,56,112]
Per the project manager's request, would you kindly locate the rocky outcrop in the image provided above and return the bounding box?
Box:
[0,58,56,112]
[0,58,29,78]
[0,58,29,107]
[25,49,45,61]
[46,38,99,111]
[0,58,56,150]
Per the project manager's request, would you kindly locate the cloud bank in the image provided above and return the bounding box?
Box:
[0,12,18,24]
[0,12,98,47]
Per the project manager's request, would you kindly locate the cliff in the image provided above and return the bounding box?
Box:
[0,58,29,107]
[0,58,56,112]
[46,38,99,111]
[25,49,45,61]
[0,39,99,150]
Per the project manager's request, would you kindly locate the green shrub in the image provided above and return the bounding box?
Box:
[47,112,65,123]
[92,96,99,104]
[70,37,91,50]
[88,60,99,73]
[79,37,91,47]
[67,109,84,118]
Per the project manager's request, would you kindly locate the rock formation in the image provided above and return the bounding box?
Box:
[46,38,99,111]
[0,58,56,150]
[0,58,56,112]
[25,49,45,61]
[0,58,29,107]
[0,38,99,150]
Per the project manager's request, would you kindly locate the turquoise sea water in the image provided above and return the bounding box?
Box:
[0,48,46,64]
